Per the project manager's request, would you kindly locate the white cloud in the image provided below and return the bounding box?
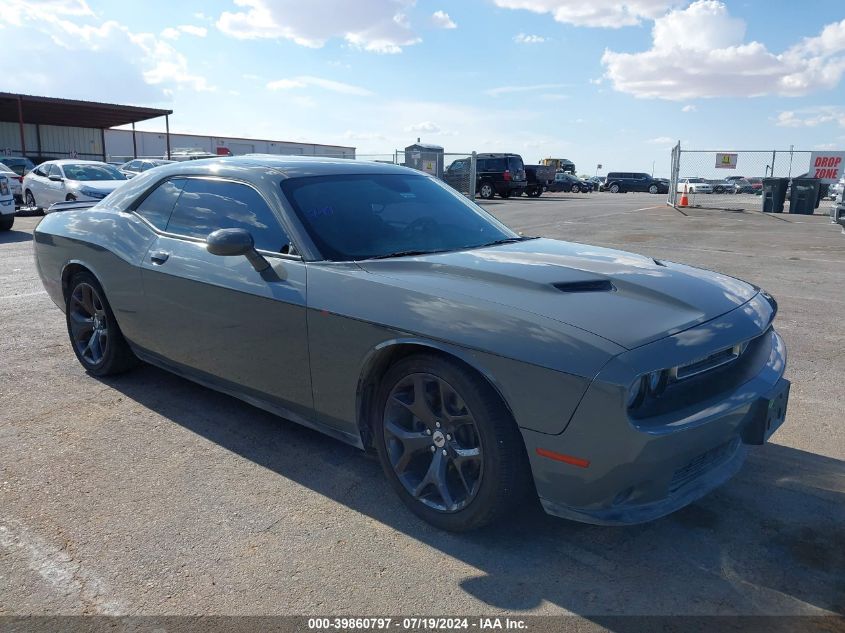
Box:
[775,107,845,128]
[1,0,212,99]
[681,104,697,112]
[179,25,208,37]
[217,0,421,54]
[647,136,675,144]
[602,1,845,100]
[266,76,372,96]
[514,33,545,44]
[492,0,679,28]
[406,121,442,133]
[431,10,456,29]
[813,143,837,150]
[161,25,208,40]
[486,82,569,96]
[343,130,389,141]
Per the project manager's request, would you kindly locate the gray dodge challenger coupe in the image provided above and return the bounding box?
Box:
[33,156,790,531]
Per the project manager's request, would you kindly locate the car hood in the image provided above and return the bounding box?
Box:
[358,238,757,350]
[68,180,124,191]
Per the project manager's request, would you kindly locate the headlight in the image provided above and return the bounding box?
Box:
[79,187,106,199]
[646,369,668,395]
[627,377,646,409]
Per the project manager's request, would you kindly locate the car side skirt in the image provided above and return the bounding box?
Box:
[131,344,365,450]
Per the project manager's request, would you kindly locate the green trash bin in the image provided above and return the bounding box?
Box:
[761,177,788,213]
[788,177,821,215]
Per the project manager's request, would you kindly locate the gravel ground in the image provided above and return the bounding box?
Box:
[0,194,843,619]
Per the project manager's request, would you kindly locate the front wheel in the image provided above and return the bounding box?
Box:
[65,272,138,376]
[478,182,495,200]
[375,354,531,531]
[609,184,620,193]
[648,185,659,194]
[571,184,580,193]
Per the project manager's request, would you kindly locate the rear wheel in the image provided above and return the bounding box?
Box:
[609,183,620,193]
[375,354,531,531]
[65,272,138,376]
[25,189,37,210]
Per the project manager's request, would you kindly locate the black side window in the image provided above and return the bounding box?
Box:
[166,178,288,252]
[490,158,506,171]
[136,178,185,230]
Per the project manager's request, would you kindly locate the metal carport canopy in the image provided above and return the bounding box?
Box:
[0,92,173,160]
[0,92,171,129]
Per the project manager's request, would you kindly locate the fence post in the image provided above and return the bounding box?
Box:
[469,151,477,200]
[668,141,681,206]
[771,150,776,177]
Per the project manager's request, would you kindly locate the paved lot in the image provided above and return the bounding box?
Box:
[1,193,843,618]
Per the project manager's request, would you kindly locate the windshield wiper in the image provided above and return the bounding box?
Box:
[365,249,450,260]
[482,236,537,247]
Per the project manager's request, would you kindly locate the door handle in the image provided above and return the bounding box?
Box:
[150,250,170,265]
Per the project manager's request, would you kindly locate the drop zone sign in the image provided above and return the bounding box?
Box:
[809,151,845,183]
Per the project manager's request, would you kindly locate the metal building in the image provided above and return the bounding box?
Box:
[104,129,355,162]
[0,92,355,165]
[0,92,172,161]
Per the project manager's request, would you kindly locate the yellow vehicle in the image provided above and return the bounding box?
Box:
[540,158,576,174]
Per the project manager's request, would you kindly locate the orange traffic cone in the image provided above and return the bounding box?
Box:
[678,183,689,207]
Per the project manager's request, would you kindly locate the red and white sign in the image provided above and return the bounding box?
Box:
[809,151,845,184]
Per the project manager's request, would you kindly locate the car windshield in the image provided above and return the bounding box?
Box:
[282,173,519,261]
[687,178,706,183]
[62,163,126,181]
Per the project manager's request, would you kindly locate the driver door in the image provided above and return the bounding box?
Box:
[138,176,313,420]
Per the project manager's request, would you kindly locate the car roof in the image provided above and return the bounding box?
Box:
[477,153,521,158]
[147,154,415,179]
[42,159,111,166]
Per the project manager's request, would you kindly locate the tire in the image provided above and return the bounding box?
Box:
[66,194,77,202]
[648,185,659,194]
[0,215,13,231]
[609,184,620,193]
[478,182,495,200]
[374,354,531,532]
[25,189,37,210]
[571,184,580,193]
[65,271,138,376]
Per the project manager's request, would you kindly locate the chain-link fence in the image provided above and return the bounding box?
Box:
[668,145,813,211]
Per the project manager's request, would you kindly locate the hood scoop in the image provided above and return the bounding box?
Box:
[552,279,615,293]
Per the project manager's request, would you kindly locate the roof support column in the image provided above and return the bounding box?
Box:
[132,122,137,159]
[100,127,106,161]
[16,95,26,157]
[165,114,171,160]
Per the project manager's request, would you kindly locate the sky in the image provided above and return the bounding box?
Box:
[2,0,845,177]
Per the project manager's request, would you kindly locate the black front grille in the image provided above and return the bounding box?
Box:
[669,439,738,494]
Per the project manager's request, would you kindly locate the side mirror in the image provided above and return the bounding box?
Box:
[48,174,64,182]
[206,228,269,272]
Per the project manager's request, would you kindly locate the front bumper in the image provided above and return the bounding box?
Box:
[523,294,788,525]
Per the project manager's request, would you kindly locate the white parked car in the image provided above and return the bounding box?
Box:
[677,177,713,194]
[119,158,174,179]
[23,160,127,211]
[0,162,23,200]
[0,174,14,231]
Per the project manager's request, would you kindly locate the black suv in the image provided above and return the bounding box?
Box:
[475,153,526,199]
[603,172,668,194]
